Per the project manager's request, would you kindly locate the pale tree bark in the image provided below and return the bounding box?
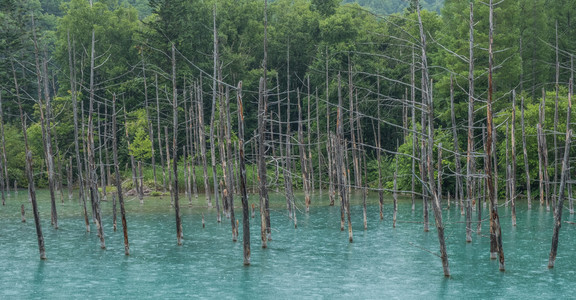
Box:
[548,80,572,268]
[465,2,475,242]
[112,94,130,255]
[417,3,449,276]
[13,61,46,259]
[237,82,251,265]
[171,44,182,246]
[210,5,221,221]
[511,91,517,226]
[521,96,532,209]
[297,89,311,212]
[487,0,504,270]
[67,31,89,232]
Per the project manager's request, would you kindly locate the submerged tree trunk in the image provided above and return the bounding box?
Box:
[236,82,251,265]
[14,61,46,260]
[67,31,89,232]
[417,4,449,277]
[548,83,571,268]
[511,91,517,226]
[487,0,504,271]
[297,89,311,212]
[112,94,129,255]
[465,2,475,243]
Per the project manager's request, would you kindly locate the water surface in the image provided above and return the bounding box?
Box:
[1,190,575,299]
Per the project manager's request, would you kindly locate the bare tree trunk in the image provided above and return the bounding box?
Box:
[188,89,198,199]
[337,73,352,243]
[553,21,560,207]
[465,2,475,242]
[142,51,157,190]
[124,103,140,202]
[196,82,212,209]
[155,74,166,193]
[326,47,335,207]
[521,96,532,209]
[210,5,221,221]
[348,57,360,190]
[0,92,8,197]
[67,31,89,232]
[0,93,6,205]
[88,27,105,249]
[13,61,46,259]
[316,88,322,194]
[112,94,129,255]
[487,0,504,270]
[31,14,58,229]
[538,89,550,211]
[417,4,450,276]
[171,44,182,246]
[307,77,315,193]
[262,0,271,241]
[284,81,296,225]
[511,91,517,226]
[297,89,311,212]
[410,52,417,212]
[258,77,270,247]
[377,76,384,219]
[548,82,571,268]
[237,82,251,265]
[393,152,398,228]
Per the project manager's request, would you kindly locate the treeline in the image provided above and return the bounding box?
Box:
[0,0,573,195]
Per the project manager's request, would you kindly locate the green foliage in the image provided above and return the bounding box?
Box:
[129,127,152,161]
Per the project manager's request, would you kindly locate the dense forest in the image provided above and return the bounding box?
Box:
[1,0,575,273]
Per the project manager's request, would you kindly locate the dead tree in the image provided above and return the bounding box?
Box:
[112,94,130,255]
[155,74,167,193]
[465,2,475,242]
[237,82,251,265]
[31,14,58,230]
[67,31,89,231]
[210,5,221,220]
[511,91,517,226]
[486,0,504,270]
[520,96,532,209]
[337,73,353,243]
[14,61,46,259]
[538,89,550,210]
[297,89,311,212]
[171,44,182,245]
[548,80,572,268]
[417,3,450,276]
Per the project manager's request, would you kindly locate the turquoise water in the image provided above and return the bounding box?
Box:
[1,189,575,299]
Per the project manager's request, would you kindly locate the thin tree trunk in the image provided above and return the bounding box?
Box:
[297,89,311,212]
[377,75,384,219]
[171,44,182,246]
[112,94,130,255]
[32,15,58,230]
[521,96,532,209]
[465,2,475,242]
[511,91,517,226]
[88,27,105,249]
[411,51,416,212]
[155,74,166,193]
[553,21,560,207]
[13,61,46,259]
[237,82,251,265]
[67,31,89,232]
[417,4,449,276]
[210,5,221,221]
[487,0,504,270]
[348,57,360,190]
[393,152,398,228]
[337,73,352,243]
[548,82,571,268]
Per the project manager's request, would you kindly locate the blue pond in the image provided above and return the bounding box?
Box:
[1,190,575,299]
